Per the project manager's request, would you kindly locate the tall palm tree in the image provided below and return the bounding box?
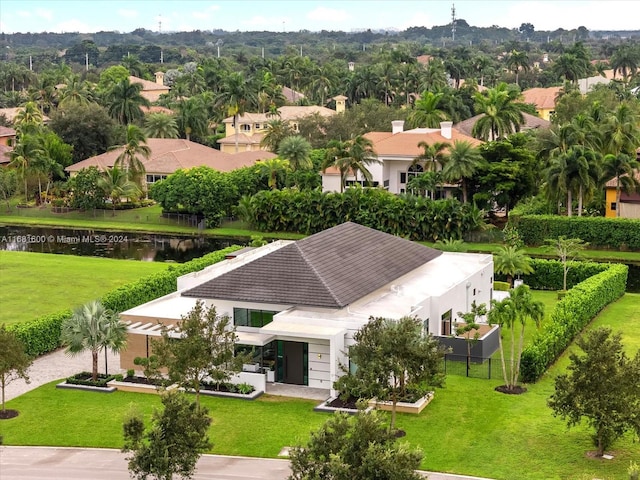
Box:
[487,297,516,388]
[610,44,639,81]
[493,245,534,288]
[175,95,209,141]
[407,91,449,128]
[58,76,95,109]
[214,72,257,153]
[260,119,294,152]
[472,83,525,141]
[61,300,127,382]
[13,101,43,134]
[344,135,380,186]
[441,140,483,203]
[511,285,544,390]
[322,139,351,192]
[8,134,44,203]
[506,50,529,86]
[144,112,179,139]
[602,103,640,156]
[113,124,151,189]
[106,78,150,125]
[98,166,141,215]
[276,135,312,172]
[602,152,640,217]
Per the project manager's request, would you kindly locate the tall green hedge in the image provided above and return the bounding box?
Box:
[519,259,610,291]
[519,263,628,383]
[510,214,640,249]
[9,246,241,357]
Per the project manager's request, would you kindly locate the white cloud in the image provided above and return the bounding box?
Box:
[306,7,350,23]
[35,9,53,21]
[117,9,139,19]
[16,10,31,18]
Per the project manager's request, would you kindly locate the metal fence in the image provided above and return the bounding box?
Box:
[442,353,498,380]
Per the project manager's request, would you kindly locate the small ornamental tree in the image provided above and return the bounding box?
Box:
[288,410,423,480]
[123,390,211,480]
[456,301,487,370]
[0,325,32,417]
[335,316,446,431]
[548,327,640,457]
[544,236,589,292]
[153,300,247,406]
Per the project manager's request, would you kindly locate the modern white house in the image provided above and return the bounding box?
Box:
[321,121,482,195]
[120,223,496,397]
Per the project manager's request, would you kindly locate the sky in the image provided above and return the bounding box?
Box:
[1,0,639,34]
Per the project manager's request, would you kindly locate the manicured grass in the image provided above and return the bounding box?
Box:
[2,294,638,480]
[0,251,169,325]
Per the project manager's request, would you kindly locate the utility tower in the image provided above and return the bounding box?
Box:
[451,4,456,41]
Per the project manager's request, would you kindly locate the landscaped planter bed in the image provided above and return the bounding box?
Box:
[56,372,117,393]
[314,396,374,414]
[368,392,435,414]
[108,378,177,395]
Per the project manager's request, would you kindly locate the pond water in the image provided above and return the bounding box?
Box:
[0,225,247,263]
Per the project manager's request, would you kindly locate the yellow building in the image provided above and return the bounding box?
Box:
[520,86,562,121]
[604,171,640,219]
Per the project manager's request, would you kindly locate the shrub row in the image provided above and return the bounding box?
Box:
[9,246,241,358]
[520,259,610,291]
[510,214,640,249]
[519,263,628,383]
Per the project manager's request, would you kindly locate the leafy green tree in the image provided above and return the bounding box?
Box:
[144,113,179,139]
[548,327,640,456]
[406,90,448,128]
[69,166,106,210]
[0,324,32,415]
[50,103,117,164]
[336,316,445,430]
[13,101,44,135]
[123,390,212,480]
[487,296,517,388]
[610,44,639,81]
[277,135,312,172]
[544,236,588,291]
[106,78,150,125]
[153,300,246,406]
[493,245,533,288]
[0,168,18,212]
[113,124,151,189]
[442,140,484,203]
[456,301,487,369]
[61,300,127,381]
[288,410,423,480]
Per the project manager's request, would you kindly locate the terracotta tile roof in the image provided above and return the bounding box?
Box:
[182,222,443,308]
[605,170,640,188]
[140,105,174,115]
[364,128,481,157]
[0,126,16,137]
[217,133,265,145]
[65,138,259,175]
[0,144,12,164]
[454,112,550,137]
[129,75,168,92]
[0,107,50,124]
[416,55,433,65]
[520,87,562,110]
[282,86,305,103]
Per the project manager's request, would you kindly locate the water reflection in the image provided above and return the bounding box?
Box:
[0,226,246,262]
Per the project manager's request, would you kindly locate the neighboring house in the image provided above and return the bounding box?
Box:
[65,138,275,188]
[218,102,343,154]
[0,125,16,165]
[454,112,550,140]
[119,222,497,396]
[0,107,50,124]
[281,86,305,103]
[577,69,616,94]
[140,105,174,115]
[605,170,640,219]
[130,73,170,102]
[321,120,482,195]
[520,86,562,121]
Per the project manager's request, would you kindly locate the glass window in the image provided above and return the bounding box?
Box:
[400,172,407,184]
[234,308,249,326]
[234,308,277,327]
[441,309,452,336]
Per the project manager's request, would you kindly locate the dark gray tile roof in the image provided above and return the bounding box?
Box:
[182,222,442,308]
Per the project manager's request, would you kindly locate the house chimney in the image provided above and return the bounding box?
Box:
[155,71,165,85]
[440,121,453,139]
[333,95,347,114]
[392,120,405,134]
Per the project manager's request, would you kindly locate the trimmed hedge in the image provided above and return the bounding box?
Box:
[510,214,640,249]
[9,246,242,358]
[519,263,628,383]
[519,259,610,291]
[493,281,510,291]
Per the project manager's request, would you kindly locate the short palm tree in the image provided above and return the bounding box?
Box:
[260,119,294,152]
[472,83,525,141]
[277,135,312,172]
[61,300,127,381]
[256,158,290,190]
[493,245,534,288]
[407,91,449,128]
[98,166,141,215]
[144,112,179,139]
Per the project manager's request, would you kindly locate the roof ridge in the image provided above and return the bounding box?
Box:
[293,242,344,307]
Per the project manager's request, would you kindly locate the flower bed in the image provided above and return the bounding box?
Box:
[56,372,118,393]
[368,392,435,414]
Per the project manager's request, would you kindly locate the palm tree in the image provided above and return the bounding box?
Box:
[441,140,483,203]
[610,44,639,81]
[61,300,127,382]
[472,83,525,141]
[58,76,94,109]
[511,285,544,390]
[322,139,351,192]
[214,71,258,153]
[407,91,449,128]
[256,158,290,190]
[113,124,151,189]
[98,166,141,214]
[8,134,45,203]
[546,146,598,217]
[602,152,640,217]
[175,95,209,141]
[277,135,312,172]
[487,297,517,388]
[106,78,150,125]
[493,245,534,288]
[144,112,179,139]
[506,50,529,86]
[260,119,294,152]
[345,135,380,186]
[13,101,43,134]
[602,103,640,156]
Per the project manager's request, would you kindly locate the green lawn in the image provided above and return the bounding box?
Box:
[0,251,168,325]
[1,293,638,480]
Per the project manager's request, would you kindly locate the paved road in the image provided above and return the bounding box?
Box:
[0,447,494,480]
